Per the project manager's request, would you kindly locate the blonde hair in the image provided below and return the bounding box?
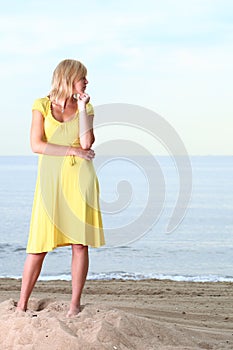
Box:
[49,59,87,102]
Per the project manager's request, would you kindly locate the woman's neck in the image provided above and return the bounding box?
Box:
[54,96,76,114]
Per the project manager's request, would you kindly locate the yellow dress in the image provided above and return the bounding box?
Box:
[26,97,105,253]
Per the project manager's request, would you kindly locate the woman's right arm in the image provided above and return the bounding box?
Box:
[30,110,95,160]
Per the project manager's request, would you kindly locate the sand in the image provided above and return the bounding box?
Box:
[0,278,232,349]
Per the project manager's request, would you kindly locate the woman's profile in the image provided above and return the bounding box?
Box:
[17,59,105,317]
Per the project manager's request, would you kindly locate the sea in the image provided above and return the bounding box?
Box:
[0,155,232,283]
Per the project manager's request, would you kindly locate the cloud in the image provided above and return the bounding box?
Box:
[0,0,233,154]
[1,0,233,61]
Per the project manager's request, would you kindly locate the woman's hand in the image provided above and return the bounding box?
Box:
[71,147,95,160]
[77,93,90,111]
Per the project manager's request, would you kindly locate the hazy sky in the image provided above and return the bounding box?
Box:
[1,0,232,155]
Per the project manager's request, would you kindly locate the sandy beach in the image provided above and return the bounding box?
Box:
[0,278,232,349]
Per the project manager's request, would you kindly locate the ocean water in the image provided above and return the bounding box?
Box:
[0,155,232,282]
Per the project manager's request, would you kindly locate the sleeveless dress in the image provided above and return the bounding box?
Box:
[26,97,105,253]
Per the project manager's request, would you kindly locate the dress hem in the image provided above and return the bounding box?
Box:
[26,241,105,254]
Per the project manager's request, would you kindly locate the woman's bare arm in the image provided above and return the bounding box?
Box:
[77,93,95,149]
[79,110,95,149]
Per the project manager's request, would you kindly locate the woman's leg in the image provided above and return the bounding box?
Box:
[17,252,47,311]
[67,244,89,317]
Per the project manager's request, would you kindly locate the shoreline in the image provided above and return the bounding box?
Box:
[0,278,233,349]
[1,273,233,283]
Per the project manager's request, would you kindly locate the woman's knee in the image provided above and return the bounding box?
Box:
[72,244,88,253]
[28,252,47,262]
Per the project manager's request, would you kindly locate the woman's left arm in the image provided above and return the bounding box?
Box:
[78,94,95,149]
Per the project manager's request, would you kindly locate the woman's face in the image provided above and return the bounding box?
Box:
[73,76,88,94]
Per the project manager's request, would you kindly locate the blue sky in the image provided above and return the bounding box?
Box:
[1,0,232,155]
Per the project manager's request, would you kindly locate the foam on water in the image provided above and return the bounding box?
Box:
[1,272,233,283]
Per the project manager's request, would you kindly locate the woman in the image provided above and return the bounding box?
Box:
[17,59,105,317]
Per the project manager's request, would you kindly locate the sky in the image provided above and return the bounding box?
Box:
[0,0,232,155]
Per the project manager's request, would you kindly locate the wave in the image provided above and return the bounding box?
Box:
[1,271,233,283]
[88,272,233,282]
[0,243,26,253]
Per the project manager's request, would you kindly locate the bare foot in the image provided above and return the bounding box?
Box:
[66,306,81,318]
[16,302,27,312]
[15,307,27,316]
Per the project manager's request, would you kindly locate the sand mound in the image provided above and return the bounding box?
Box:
[0,298,198,350]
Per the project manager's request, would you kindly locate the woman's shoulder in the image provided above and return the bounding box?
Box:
[32,96,50,117]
